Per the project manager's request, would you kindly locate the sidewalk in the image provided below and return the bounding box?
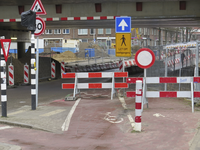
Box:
[0,89,200,149]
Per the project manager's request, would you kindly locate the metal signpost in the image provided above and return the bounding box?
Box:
[115,17,131,95]
[0,38,11,117]
[31,0,46,108]
[135,48,155,110]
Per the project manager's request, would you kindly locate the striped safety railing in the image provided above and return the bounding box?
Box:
[62,72,128,100]
[126,77,200,112]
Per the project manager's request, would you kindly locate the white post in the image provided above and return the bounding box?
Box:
[135,80,142,132]
[73,74,77,98]
[165,48,168,91]
[191,81,194,113]
[111,72,115,100]
[195,41,199,77]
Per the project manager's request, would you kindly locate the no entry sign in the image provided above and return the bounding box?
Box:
[34,16,46,36]
[135,48,155,69]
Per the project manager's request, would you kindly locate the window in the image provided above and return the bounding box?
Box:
[78,29,88,35]
[154,29,157,35]
[144,28,148,35]
[63,29,70,34]
[139,28,143,34]
[54,29,61,34]
[105,28,111,34]
[98,28,103,34]
[82,39,88,42]
[90,29,96,35]
[45,29,52,34]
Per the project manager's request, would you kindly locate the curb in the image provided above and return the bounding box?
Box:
[0,119,52,133]
[0,142,21,150]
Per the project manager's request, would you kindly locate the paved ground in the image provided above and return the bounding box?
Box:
[0,88,200,149]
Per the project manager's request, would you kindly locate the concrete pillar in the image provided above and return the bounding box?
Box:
[17,42,26,59]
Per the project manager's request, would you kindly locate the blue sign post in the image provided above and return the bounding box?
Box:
[115,17,131,33]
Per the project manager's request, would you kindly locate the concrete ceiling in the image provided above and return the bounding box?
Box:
[0,0,193,6]
[0,0,199,32]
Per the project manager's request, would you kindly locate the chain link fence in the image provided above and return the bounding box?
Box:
[142,45,198,92]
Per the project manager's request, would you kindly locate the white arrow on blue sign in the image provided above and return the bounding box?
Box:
[115,17,131,33]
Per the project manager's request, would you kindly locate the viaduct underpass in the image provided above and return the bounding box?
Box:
[0,0,199,57]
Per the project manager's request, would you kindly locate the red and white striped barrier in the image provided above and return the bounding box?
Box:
[1,15,119,23]
[119,60,123,72]
[24,64,29,84]
[61,61,65,73]
[62,72,128,100]
[135,80,142,132]
[126,77,197,112]
[51,61,56,78]
[8,64,14,86]
[124,59,136,67]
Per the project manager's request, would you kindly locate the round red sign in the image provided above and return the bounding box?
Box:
[34,16,46,36]
[135,48,155,69]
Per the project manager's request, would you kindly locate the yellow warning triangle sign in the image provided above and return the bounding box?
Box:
[31,0,46,15]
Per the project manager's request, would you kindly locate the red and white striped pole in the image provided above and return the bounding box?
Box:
[135,80,142,132]
[51,61,56,78]
[24,64,29,84]
[8,63,14,86]
[61,61,65,73]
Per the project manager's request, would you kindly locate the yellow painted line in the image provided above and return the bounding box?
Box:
[40,109,65,117]
[8,110,27,116]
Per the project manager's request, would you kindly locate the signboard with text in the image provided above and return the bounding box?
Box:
[115,33,131,57]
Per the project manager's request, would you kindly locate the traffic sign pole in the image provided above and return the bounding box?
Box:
[31,32,36,110]
[115,17,131,57]
[135,48,155,110]
[1,48,7,117]
[0,38,11,117]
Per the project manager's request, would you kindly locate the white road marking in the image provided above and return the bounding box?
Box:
[104,112,123,124]
[61,98,81,131]
[0,126,13,130]
[118,96,135,129]
[127,114,135,128]
[118,97,128,109]
[153,113,165,117]
[40,109,65,117]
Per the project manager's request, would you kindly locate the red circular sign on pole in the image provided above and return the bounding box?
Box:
[135,48,155,69]
[34,16,46,36]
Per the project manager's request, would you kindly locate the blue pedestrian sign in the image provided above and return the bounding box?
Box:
[115,17,131,33]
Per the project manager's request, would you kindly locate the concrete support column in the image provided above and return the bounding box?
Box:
[17,42,26,59]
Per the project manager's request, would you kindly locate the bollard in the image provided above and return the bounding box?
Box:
[51,61,56,78]
[8,63,14,86]
[135,80,142,132]
[61,61,65,73]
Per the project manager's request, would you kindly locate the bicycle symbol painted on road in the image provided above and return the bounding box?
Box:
[103,112,123,124]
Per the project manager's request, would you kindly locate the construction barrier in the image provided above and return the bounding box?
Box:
[62,72,129,100]
[24,64,29,84]
[61,61,65,73]
[8,63,14,86]
[124,59,136,68]
[125,77,200,112]
[51,61,56,78]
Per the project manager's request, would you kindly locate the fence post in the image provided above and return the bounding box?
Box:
[135,80,142,132]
